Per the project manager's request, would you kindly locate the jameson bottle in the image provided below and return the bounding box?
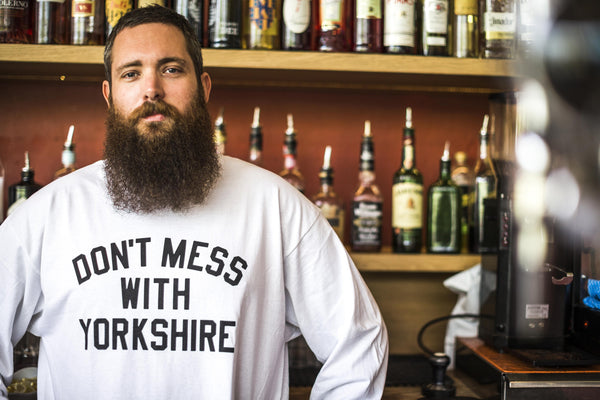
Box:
[249,107,263,166]
[0,0,33,43]
[453,0,478,57]
[354,0,382,52]
[384,0,418,55]
[313,145,345,241]
[421,0,450,56]
[279,114,305,193]
[7,151,43,217]
[281,0,312,50]
[105,0,132,37]
[54,125,77,180]
[208,0,242,48]
[480,0,516,59]
[214,107,227,155]
[35,0,70,44]
[427,141,461,253]
[244,0,281,49]
[351,120,383,252]
[71,0,104,45]
[318,0,352,51]
[470,114,497,253]
[392,107,423,253]
[451,150,474,253]
[174,0,203,40]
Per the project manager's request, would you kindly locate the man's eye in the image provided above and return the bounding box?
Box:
[122,71,138,79]
[164,67,181,74]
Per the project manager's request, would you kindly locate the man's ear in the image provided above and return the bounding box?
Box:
[102,80,111,107]
[200,72,212,103]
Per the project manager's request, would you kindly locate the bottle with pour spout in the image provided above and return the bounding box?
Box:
[8,151,43,216]
[54,125,77,179]
[279,114,305,193]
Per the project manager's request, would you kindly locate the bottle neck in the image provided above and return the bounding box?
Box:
[284,153,297,170]
[440,159,451,180]
[402,129,416,169]
[62,149,76,168]
[479,134,490,160]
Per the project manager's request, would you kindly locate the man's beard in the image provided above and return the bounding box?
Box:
[103,94,221,214]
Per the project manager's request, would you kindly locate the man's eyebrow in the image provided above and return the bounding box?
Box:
[115,60,142,75]
[114,58,189,74]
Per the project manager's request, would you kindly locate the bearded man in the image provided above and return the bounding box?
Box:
[0,6,388,400]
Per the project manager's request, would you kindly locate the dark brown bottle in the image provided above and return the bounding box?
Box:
[7,151,43,217]
[0,0,34,43]
[318,0,353,51]
[208,0,242,48]
[35,0,70,44]
[282,0,312,50]
[71,0,105,45]
[174,0,203,41]
[384,0,418,54]
[354,0,382,52]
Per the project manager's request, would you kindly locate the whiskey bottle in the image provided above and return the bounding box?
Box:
[281,0,313,50]
[0,0,33,43]
[421,0,450,56]
[480,0,516,59]
[351,120,383,252]
[354,0,382,52]
[313,145,345,241]
[318,0,353,51]
[453,0,478,57]
[249,107,263,166]
[214,107,227,155]
[279,114,305,192]
[174,0,203,41]
[54,125,77,179]
[427,141,461,253]
[35,0,70,44]
[244,0,281,49]
[7,152,43,217]
[208,0,242,48]
[105,0,132,37]
[451,150,474,253]
[383,0,418,55]
[392,106,423,253]
[470,114,497,253]
[71,0,104,45]
[136,0,169,7]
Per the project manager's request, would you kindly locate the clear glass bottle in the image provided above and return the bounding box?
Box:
[453,0,478,57]
[392,107,423,253]
[384,0,418,55]
[421,0,451,56]
[35,0,70,44]
[174,0,203,40]
[282,0,312,50]
[351,120,383,252]
[470,114,497,253]
[0,0,33,43]
[214,107,227,155]
[208,0,242,48]
[480,0,516,59]
[312,145,345,241]
[427,141,461,253]
[279,114,305,193]
[354,0,382,52]
[71,0,105,45]
[318,0,353,51]
[7,151,43,217]
[451,150,474,253]
[249,106,263,166]
[54,125,77,179]
[244,0,282,49]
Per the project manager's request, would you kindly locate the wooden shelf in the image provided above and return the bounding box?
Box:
[351,248,481,273]
[0,44,520,92]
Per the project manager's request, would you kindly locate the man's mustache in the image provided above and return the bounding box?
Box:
[129,100,180,122]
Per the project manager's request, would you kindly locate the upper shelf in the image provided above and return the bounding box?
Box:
[0,44,520,93]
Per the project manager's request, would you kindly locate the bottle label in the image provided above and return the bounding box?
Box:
[356,0,381,19]
[392,182,423,229]
[137,0,166,6]
[320,0,343,31]
[383,0,414,47]
[250,0,278,31]
[423,0,448,34]
[106,0,133,28]
[454,0,476,15]
[484,12,516,40]
[352,201,382,246]
[72,0,94,17]
[0,0,29,10]
[283,0,310,34]
[429,188,459,251]
[320,203,345,241]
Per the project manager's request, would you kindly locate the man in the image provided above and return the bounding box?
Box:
[0,5,388,399]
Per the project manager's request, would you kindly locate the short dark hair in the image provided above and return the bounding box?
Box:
[103,5,204,87]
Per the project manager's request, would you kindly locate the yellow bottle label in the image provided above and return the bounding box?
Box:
[392,182,423,229]
[454,0,477,15]
[106,0,133,28]
[249,0,279,32]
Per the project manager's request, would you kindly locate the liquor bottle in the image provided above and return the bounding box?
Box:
[244,0,282,49]
[470,114,497,253]
[312,145,345,241]
[71,0,105,45]
[0,0,33,43]
[318,0,353,51]
[0,155,5,222]
[174,0,203,41]
[451,150,474,253]
[421,0,451,56]
[391,107,423,253]
[351,120,383,252]
[354,0,382,52]
[383,0,418,55]
[279,114,305,192]
[105,0,133,37]
[54,125,77,179]
[214,107,227,155]
[208,0,242,48]
[249,107,263,166]
[427,141,461,253]
[517,0,534,58]
[7,151,43,217]
[281,0,312,50]
[453,0,478,57]
[35,0,70,44]
[480,0,516,59]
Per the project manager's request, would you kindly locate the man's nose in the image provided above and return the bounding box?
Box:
[144,73,164,101]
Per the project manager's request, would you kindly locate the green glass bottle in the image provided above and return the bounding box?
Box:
[392,107,423,253]
[427,141,462,253]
